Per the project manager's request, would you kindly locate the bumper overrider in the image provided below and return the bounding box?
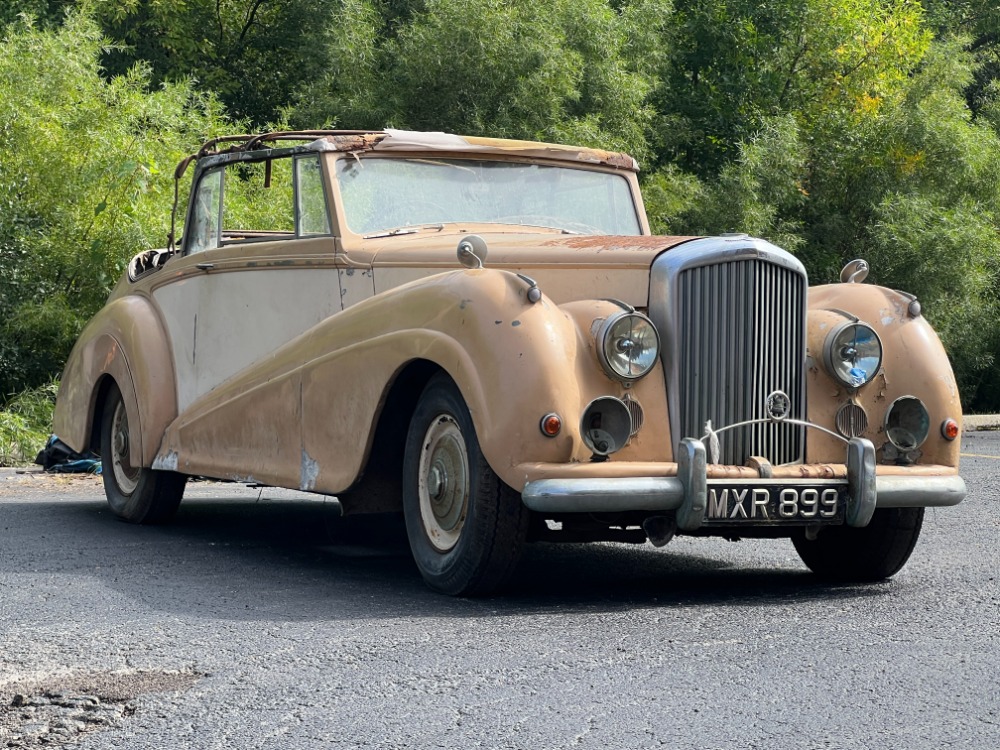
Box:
[521,437,966,532]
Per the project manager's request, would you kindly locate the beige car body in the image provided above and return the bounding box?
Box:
[54,130,965,590]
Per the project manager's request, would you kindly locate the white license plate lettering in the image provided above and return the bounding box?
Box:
[706,485,844,523]
[820,488,838,517]
[779,489,798,518]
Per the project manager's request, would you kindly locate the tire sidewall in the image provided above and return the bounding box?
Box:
[402,376,490,591]
[99,383,184,523]
[100,385,143,518]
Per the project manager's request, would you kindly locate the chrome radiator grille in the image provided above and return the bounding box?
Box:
[674,258,806,465]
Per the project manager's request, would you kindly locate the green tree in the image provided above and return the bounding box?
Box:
[293,0,671,160]
[0,11,228,398]
[0,1,74,26]
[654,0,930,173]
[92,0,339,126]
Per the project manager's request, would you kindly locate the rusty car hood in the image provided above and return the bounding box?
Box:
[359,232,700,307]
[365,232,698,268]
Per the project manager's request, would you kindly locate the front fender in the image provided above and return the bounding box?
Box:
[301,269,665,492]
[806,283,961,468]
[53,295,177,466]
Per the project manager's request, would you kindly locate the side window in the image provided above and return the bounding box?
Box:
[295,155,331,236]
[188,168,223,254]
[223,159,294,238]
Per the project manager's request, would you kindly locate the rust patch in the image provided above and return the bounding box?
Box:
[771,464,846,479]
[599,151,639,170]
[541,235,696,251]
[321,133,387,153]
[706,465,758,479]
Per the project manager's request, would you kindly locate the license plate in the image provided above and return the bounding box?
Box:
[703,480,847,525]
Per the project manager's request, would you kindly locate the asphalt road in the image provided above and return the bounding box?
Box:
[1,432,998,749]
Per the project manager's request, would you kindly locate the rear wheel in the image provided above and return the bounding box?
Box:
[100,384,186,524]
[792,507,924,582]
[402,374,530,596]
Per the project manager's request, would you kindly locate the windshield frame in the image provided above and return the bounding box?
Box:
[329,153,646,240]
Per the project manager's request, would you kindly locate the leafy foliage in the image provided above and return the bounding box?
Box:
[293,0,669,160]
[0,11,228,400]
[92,0,341,126]
[3,1,1000,410]
[0,380,58,466]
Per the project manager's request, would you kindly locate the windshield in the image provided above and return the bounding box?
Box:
[335,157,642,236]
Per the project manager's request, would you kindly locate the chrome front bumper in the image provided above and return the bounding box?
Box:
[521,438,967,531]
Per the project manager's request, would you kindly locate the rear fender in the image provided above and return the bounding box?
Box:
[53,296,177,466]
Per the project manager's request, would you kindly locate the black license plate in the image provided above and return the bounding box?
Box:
[703,480,847,525]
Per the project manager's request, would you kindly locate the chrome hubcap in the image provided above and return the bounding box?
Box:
[417,415,469,552]
[111,400,140,495]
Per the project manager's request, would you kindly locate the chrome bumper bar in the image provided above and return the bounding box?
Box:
[521,438,966,531]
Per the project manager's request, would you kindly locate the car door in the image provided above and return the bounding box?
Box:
[151,153,341,416]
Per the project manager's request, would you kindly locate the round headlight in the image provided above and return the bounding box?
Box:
[823,322,882,388]
[598,312,660,381]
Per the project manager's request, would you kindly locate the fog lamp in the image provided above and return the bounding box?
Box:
[581,397,632,456]
[885,396,930,451]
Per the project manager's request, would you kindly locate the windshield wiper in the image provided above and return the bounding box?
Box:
[362,223,446,239]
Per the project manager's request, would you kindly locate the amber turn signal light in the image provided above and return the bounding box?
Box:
[941,418,960,441]
[540,413,562,437]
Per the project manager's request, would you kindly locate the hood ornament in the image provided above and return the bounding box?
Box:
[766,391,791,421]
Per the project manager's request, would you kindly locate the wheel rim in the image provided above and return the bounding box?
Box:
[110,399,140,495]
[417,414,469,552]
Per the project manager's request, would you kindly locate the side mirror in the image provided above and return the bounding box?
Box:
[840,259,869,284]
[457,235,488,269]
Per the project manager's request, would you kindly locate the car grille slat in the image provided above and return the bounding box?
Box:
[674,258,805,465]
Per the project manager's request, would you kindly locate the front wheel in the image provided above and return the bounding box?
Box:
[100,384,186,524]
[792,507,924,582]
[402,374,530,596]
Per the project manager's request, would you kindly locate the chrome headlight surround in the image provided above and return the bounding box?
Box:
[598,312,660,382]
[822,321,883,389]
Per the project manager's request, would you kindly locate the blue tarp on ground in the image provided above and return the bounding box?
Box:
[34,435,101,474]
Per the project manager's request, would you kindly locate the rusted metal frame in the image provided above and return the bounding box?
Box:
[195,130,381,157]
[170,142,333,254]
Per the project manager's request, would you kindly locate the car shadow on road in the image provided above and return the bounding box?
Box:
[6,496,898,621]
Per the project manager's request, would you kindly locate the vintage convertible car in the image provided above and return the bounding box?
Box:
[53,129,966,595]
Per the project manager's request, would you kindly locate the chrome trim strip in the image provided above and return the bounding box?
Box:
[875,475,967,507]
[522,473,965,514]
[676,437,707,531]
[522,477,687,513]
[846,438,877,527]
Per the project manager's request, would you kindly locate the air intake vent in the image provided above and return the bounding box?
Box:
[622,394,644,437]
[836,402,868,438]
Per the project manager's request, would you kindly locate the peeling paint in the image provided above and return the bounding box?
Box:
[875,372,889,401]
[300,450,320,491]
[152,450,179,472]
